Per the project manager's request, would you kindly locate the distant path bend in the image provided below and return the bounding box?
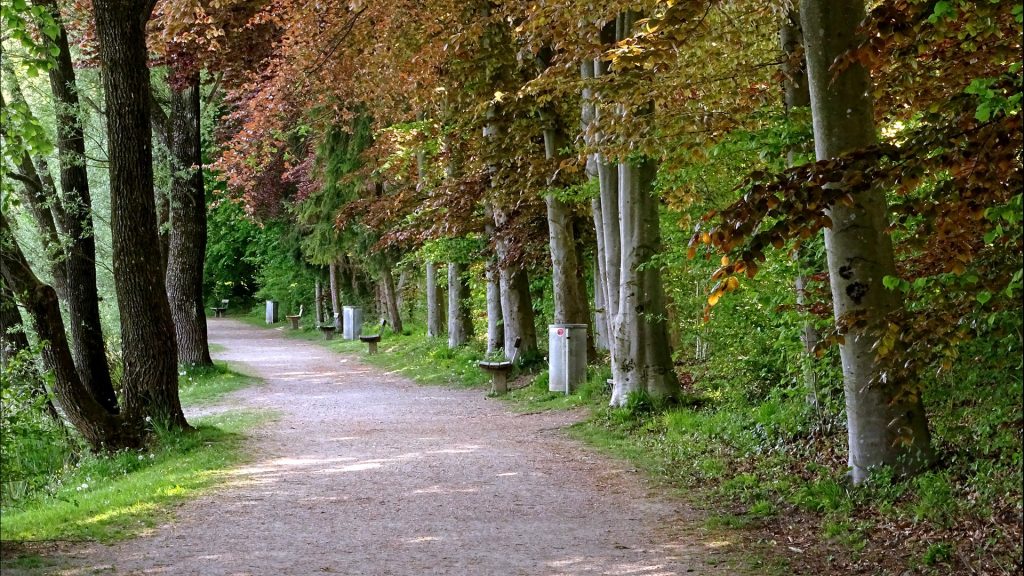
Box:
[55,318,733,575]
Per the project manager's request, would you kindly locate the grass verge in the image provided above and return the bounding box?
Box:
[1,364,268,549]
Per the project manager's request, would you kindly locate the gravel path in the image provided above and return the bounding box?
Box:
[35,319,738,575]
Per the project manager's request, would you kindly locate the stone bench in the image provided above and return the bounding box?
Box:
[211,299,229,318]
[478,337,521,395]
[359,319,387,354]
[286,305,304,330]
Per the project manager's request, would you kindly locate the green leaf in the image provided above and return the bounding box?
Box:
[882,275,901,290]
[976,291,992,305]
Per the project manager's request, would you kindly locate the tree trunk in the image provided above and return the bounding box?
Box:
[542,117,589,329]
[426,261,444,338]
[781,7,822,407]
[381,263,403,334]
[582,60,611,352]
[447,262,474,348]
[315,278,324,324]
[0,82,69,302]
[329,261,341,329]
[93,0,188,430]
[485,260,503,355]
[801,0,932,482]
[493,207,537,360]
[1,213,137,450]
[166,74,212,367]
[0,283,63,425]
[608,12,676,406]
[8,19,119,413]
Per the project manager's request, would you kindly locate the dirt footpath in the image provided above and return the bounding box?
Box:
[39,319,740,575]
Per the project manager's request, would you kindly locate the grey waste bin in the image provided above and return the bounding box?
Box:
[549,324,587,393]
[265,300,279,324]
[343,306,363,340]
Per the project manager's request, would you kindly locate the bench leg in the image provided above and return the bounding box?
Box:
[323,331,333,341]
[368,341,378,355]
[289,318,299,330]
[491,371,507,394]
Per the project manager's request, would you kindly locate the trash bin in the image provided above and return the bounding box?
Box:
[343,306,363,340]
[265,300,279,324]
[549,324,587,393]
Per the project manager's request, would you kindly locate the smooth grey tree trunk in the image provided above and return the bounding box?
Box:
[165,74,213,367]
[542,119,589,329]
[801,0,933,483]
[94,0,188,430]
[486,260,503,355]
[329,262,341,329]
[607,12,676,406]
[581,60,611,351]
[426,261,444,338]
[781,7,822,407]
[315,278,324,325]
[447,262,473,348]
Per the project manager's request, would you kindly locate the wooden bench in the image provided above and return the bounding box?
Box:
[286,305,304,330]
[359,319,387,354]
[478,337,521,395]
[318,323,336,340]
[212,299,229,318]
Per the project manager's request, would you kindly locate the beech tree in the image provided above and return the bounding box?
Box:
[800,0,932,482]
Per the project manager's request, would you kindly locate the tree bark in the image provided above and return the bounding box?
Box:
[2,212,138,450]
[329,261,341,329]
[493,206,537,360]
[0,283,63,424]
[381,263,403,333]
[166,74,213,367]
[315,278,324,324]
[93,0,188,429]
[542,115,589,329]
[781,7,822,407]
[0,85,70,302]
[426,261,444,338]
[447,262,474,348]
[801,0,932,482]
[608,12,676,406]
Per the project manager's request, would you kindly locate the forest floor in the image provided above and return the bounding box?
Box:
[7,318,748,575]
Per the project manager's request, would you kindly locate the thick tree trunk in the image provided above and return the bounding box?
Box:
[542,118,589,329]
[426,261,444,338]
[801,0,932,482]
[2,213,137,449]
[492,207,537,360]
[93,0,188,429]
[329,261,341,329]
[380,264,403,334]
[166,74,212,367]
[447,262,474,348]
[608,12,676,406]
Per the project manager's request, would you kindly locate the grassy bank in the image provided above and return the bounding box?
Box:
[0,364,267,548]
[251,310,1022,575]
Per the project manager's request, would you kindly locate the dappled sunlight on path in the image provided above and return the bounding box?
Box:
[38,319,737,576]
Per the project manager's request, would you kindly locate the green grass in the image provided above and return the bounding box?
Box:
[0,410,272,543]
[177,362,257,405]
[1,361,267,546]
